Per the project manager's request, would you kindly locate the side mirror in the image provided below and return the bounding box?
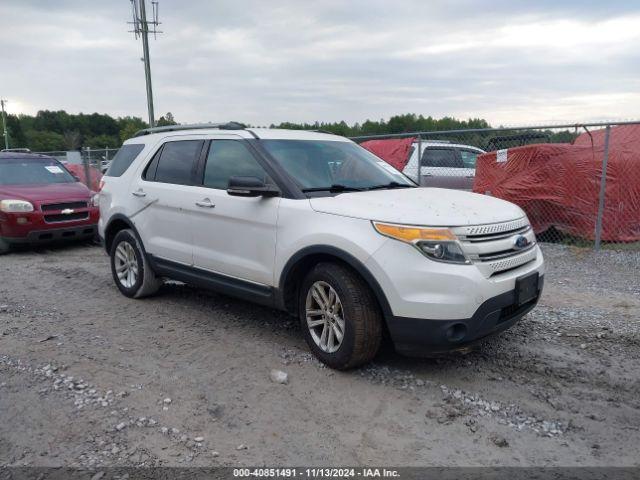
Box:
[72,174,81,182]
[227,176,280,197]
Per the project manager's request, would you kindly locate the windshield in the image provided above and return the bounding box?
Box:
[0,157,76,185]
[261,140,415,192]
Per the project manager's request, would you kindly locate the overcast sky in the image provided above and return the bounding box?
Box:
[1,0,639,126]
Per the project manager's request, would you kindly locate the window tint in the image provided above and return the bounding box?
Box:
[459,150,479,169]
[422,149,463,168]
[203,140,271,190]
[105,144,144,177]
[153,140,202,185]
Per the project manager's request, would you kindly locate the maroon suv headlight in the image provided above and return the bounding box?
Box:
[0,199,34,213]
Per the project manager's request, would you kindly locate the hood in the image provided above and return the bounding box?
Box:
[0,182,92,204]
[309,187,525,226]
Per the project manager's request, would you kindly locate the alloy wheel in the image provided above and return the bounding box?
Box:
[114,241,138,289]
[305,280,345,353]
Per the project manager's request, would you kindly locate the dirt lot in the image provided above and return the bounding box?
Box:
[1,243,639,467]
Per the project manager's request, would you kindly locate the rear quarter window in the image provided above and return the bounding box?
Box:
[105,144,145,177]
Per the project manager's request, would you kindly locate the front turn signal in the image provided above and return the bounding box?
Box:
[372,222,456,243]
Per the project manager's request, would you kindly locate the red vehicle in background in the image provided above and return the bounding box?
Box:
[0,152,99,254]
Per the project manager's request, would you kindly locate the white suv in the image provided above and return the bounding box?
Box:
[98,123,544,369]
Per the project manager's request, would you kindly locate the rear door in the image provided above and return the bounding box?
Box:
[129,139,204,265]
[188,138,280,286]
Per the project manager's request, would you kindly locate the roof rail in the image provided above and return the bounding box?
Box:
[133,121,247,137]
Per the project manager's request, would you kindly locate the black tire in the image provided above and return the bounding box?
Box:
[0,238,9,255]
[299,262,382,370]
[110,229,162,298]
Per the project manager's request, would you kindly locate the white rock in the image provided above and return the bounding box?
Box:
[194,436,204,442]
[115,422,127,431]
[163,398,172,404]
[270,369,289,384]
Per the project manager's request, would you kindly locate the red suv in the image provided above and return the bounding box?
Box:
[0,152,99,254]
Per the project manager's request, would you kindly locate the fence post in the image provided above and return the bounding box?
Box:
[417,136,422,185]
[594,125,611,251]
[82,146,92,190]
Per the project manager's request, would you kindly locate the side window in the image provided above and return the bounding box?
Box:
[459,149,479,169]
[151,140,202,185]
[105,144,144,177]
[203,140,272,190]
[422,148,463,168]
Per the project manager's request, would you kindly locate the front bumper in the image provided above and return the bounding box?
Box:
[387,276,543,356]
[1,225,98,245]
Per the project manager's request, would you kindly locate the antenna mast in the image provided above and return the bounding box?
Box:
[129,0,162,128]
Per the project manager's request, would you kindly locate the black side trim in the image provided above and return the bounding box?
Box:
[277,245,393,319]
[148,255,276,308]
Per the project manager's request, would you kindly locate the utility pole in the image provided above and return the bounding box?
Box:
[0,99,8,150]
[129,0,161,128]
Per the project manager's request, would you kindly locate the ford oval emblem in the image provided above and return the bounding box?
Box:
[514,235,530,249]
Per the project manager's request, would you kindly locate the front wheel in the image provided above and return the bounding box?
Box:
[110,229,162,298]
[299,262,382,369]
[0,238,9,255]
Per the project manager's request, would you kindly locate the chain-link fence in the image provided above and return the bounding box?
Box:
[352,121,640,251]
[33,147,119,191]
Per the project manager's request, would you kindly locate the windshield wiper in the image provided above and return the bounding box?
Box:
[366,181,415,191]
[301,184,365,193]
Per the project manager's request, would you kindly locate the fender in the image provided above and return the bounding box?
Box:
[278,245,393,320]
[103,214,147,255]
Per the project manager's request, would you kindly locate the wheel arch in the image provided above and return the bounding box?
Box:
[278,245,393,322]
[104,214,145,255]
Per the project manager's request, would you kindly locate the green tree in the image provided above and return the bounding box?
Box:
[24,130,66,151]
[156,112,177,127]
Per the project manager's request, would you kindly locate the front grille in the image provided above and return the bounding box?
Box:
[41,201,87,211]
[44,212,90,223]
[454,218,537,277]
[478,243,536,262]
[466,225,531,243]
[457,217,529,237]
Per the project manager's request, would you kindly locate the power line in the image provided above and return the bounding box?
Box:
[128,0,162,128]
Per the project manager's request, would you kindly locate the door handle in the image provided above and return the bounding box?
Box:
[466,175,475,178]
[423,173,433,177]
[195,199,215,208]
[132,190,146,197]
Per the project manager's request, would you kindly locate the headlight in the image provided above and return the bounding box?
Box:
[91,193,100,207]
[373,221,470,264]
[0,199,34,213]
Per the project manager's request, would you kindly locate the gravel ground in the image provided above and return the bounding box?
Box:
[0,243,639,467]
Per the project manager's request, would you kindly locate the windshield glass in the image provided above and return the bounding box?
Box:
[0,157,76,185]
[261,140,415,192]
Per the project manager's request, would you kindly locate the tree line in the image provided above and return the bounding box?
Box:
[2,110,575,152]
[2,110,176,152]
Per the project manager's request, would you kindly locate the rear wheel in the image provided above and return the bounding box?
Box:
[299,262,382,369]
[110,229,162,298]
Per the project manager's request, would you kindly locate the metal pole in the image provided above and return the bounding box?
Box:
[0,99,8,150]
[417,136,422,185]
[83,147,92,190]
[139,0,155,127]
[594,125,611,251]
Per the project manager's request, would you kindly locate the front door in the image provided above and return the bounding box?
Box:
[188,139,280,286]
